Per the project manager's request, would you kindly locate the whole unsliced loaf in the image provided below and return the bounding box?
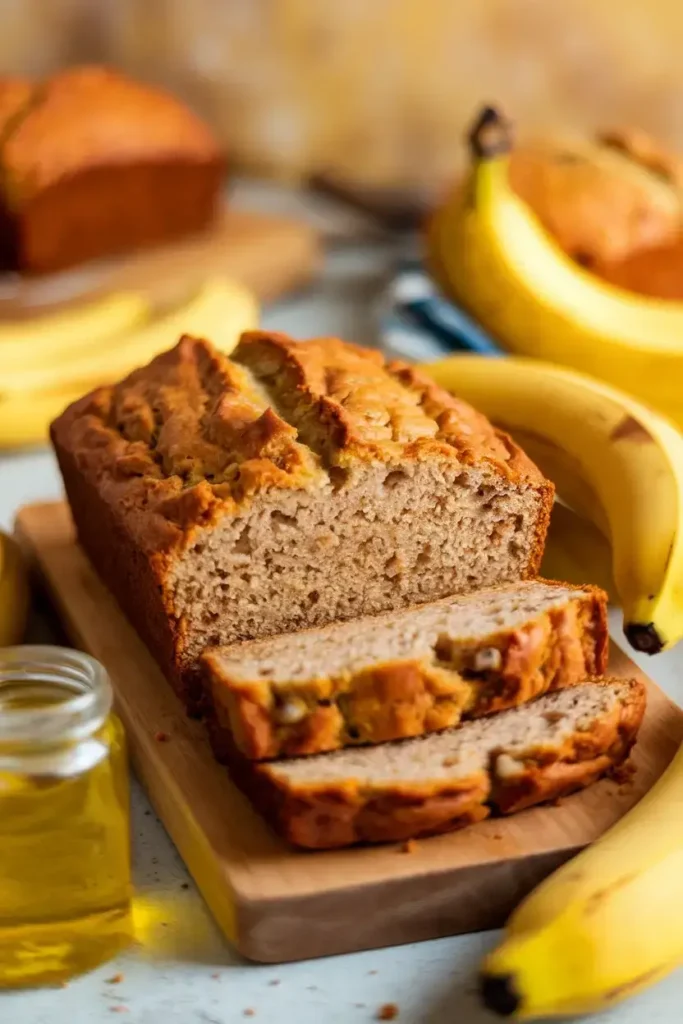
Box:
[51,331,553,709]
[0,66,224,273]
[228,679,645,849]
[203,580,607,759]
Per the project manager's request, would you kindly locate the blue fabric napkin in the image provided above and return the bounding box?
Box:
[380,259,505,362]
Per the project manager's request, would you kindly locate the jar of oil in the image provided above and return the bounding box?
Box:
[0,646,132,987]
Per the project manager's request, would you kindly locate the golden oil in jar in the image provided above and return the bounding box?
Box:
[0,646,132,987]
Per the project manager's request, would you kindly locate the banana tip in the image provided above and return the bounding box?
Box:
[624,621,665,655]
[479,972,521,1017]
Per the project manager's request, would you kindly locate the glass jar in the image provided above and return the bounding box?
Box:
[0,646,132,988]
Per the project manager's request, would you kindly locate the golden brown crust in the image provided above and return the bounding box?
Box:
[203,583,608,759]
[508,131,682,268]
[225,679,645,849]
[51,333,552,558]
[237,331,551,487]
[51,333,553,705]
[50,336,323,560]
[597,127,683,192]
[0,78,35,144]
[1,65,222,207]
[0,65,224,273]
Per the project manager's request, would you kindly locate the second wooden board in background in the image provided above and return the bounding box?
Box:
[0,208,321,317]
[15,501,683,964]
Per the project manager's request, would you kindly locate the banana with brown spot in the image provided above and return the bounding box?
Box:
[426,354,683,654]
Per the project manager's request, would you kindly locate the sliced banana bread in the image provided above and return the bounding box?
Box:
[203,580,608,759]
[51,332,553,710]
[229,679,645,849]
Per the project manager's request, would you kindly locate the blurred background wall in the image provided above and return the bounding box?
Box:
[2,0,683,188]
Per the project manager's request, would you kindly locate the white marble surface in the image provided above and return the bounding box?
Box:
[2,185,683,1023]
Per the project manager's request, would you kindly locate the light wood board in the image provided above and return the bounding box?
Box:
[15,500,683,964]
[0,208,321,317]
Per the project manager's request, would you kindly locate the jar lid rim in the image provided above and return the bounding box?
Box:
[0,645,111,743]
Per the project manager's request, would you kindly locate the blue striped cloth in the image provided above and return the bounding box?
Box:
[379,259,505,362]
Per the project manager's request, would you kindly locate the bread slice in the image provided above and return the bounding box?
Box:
[202,580,608,759]
[228,679,645,849]
[51,332,553,712]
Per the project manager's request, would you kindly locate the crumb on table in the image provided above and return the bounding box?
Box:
[400,839,417,854]
[610,758,637,787]
[243,1009,255,1018]
[154,730,170,742]
[106,974,124,984]
[377,1003,399,1020]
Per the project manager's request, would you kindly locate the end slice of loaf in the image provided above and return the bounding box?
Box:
[230,679,645,849]
[202,580,608,760]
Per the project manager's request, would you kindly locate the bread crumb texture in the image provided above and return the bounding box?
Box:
[51,331,553,698]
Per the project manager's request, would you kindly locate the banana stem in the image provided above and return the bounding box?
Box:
[468,106,514,160]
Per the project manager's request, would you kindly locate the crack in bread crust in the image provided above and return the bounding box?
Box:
[51,333,554,706]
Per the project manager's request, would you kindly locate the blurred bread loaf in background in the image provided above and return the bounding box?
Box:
[5,0,683,290]
[508,129,683,270]
[5,0,683,192]
[0,64,224,274]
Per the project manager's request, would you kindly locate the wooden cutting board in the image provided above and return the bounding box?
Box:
[15,501,683,964]
[0,208,321,317]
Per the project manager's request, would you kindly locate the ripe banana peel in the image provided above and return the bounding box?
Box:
[0,533,29,647]
[1,278,258,396]
[425,354,683,654]
[541,503,616,602]
[0,291,150,368]
[509,428,610,538]
[428,106,683,427]
[0,387,87,449]
[0,277,259,449]
[480,733,683,1018]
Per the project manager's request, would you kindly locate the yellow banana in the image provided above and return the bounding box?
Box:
[0,387,86,449]
[541,502,616,602]
[428,106,683,427]
[0,277,258,396]
[425,354,683,654]
[480,734,683,1018]
[509,428,610,537]
[0,533,29,647]
[0,277,259,449]
[0,291,150,366]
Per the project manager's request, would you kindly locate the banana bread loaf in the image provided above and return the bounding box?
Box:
[0,66,224,274]
[203,580,607,759]
[230,678,645,848]
[51,331,554,710]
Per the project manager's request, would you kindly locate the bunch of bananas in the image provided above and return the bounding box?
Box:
[428,355,683,1015]
[0,277,259,448]
[0,532,29,647]
[425,106,683,1018]
[427,106,683,428]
